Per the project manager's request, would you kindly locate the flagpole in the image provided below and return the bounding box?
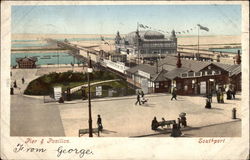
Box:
[197,26,200,57]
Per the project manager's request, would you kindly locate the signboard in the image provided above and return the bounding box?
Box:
[138,70,150,79]
[53,86,62,100]
[96,86,102,96]
[141,79,149,94]
[200,81,206,94]
[103,59,129,74]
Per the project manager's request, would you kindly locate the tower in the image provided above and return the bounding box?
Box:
[170,30,177,54]
[115,31,121,44]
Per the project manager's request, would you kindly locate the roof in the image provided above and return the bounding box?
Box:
[126,30,165,40]
[158,55,242,73]
[158,56,210,72]
[16,57,37,62]
[229,65,241,77]
[152,69,169,81]
[126,64,157,76]
[164,67,190,80]
[127,55,241,81]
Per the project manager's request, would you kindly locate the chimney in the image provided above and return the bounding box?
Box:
[176,52,182,68]
[236,50,241,65]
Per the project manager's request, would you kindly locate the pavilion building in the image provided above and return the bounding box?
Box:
[115,30,177,60]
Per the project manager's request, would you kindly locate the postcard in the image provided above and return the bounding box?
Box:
[1,1,249,159]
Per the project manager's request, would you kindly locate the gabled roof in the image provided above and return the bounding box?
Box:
[152,69,169,82]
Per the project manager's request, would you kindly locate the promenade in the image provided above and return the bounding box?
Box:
[10,69,241,137]
[56,93,241,137]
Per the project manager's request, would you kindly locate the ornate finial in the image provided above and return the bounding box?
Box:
[176,52,182,68]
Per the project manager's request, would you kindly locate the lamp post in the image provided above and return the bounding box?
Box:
[87,52,93,137]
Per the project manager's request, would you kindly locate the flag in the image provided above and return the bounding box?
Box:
[139,24,145,29]
[197,24,209,32]
[100,36,105,41]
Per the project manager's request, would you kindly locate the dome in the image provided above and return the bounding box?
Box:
[124,30,165,44]
[143,30,164,39]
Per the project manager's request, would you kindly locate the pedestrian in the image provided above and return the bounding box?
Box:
[135,94,141,105]
[151,117,159,131]
[10,86,14,95]
[216,90,220,103]
[208,92,212,103]
[177,118,181,129]
[22,77,25,84]
[13,80,17,88]
[160,117,166,128]
[181,116,187,127]
[232,87,236,99]
[171,123,182,137]
[171,87,177,100]
[97,115,103,132]
[220,92,224,103]
[141,90,144,98]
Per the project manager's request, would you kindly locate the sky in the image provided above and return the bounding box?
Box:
[11,5,242,35]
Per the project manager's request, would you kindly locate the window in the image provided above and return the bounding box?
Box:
[207,70,212,75]
[155,82,159,88]
[188,72,194,77]
[181,73,188,78]
[195,72,201,77]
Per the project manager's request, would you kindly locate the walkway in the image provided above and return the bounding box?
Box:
[70,79,120,93]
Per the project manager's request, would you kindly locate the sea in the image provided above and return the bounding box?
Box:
[11,37,113,67]
[209,48,242,54]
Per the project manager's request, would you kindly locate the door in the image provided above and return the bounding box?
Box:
[200,81,206,94]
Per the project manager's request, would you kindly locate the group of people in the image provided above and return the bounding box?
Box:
[151,115,187,137]
[226,87,236,100]
[216,89,225,103]
[135,90,147,105]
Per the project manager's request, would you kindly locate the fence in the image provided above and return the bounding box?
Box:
[70,87,135,101]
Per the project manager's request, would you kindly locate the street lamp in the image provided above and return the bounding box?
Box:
[87,52,93,137]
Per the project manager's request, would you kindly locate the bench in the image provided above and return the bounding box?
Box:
[158,120,176,128]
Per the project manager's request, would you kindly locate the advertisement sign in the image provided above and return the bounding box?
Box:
[96,86,102,96]
[53,86,62,100]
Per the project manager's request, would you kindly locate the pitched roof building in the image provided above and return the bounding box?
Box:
[125,55,241,95]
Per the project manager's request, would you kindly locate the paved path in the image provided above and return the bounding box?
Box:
[56,93,241,137]
[70,79,120,93]
[136,120,241,137]
[10,94,65,136]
